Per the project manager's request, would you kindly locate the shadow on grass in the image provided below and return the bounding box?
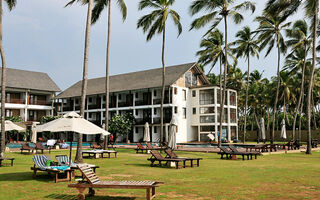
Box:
[0,171,58,183]
[124,163,151,168]
[45,194,136,200]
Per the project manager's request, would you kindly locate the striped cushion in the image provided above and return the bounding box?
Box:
[32,155,51,170]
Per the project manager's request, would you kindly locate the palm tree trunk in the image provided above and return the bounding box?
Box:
[218,54,222,146]
[292,46,307,140]
[271,40,281,144]
[267,109,270,132]
[0,0,7,158]
[306,0,318,154]
[76,0,93,162]
[243,52,250,144]
[312,93,318,129]
[104,0,111,150]
[299,85,305,141]
[160,25,166,145]
[219,15,228,147]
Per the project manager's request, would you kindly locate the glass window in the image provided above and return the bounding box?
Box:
[135,93,138,98]
[174,87,178,95]
[200,107,215,114]
[118,94,122,100]
[154,126,157,133]
[193,108,196,115]
[185,72,192,87]
[217,108,228,123]
[174,106,178,114]
[200,116,215,123]
[200,126,215,132]
[192,90,196,97]
[135,110,139,116]
[183,108,186,119]
[192,73,197,86]
[135,127,139,133]
[230,91,236,106]
[183,90,186,101]
[154,109,157,115]
[200,89,214,105]
[89,113,92,118]
[217,89,228,105]
[88,97,92,103]
[230,108,237,123]
[154,90,157,97]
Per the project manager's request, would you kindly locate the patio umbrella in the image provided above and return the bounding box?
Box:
[36,111,110,165]
[168,115,178,150]
[31,122,37,143]
[281,119,287,139]
[260,118,266,141]
[0,120,25,132]
[143,122,150,142]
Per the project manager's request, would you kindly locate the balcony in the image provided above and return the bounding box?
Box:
[152,98,170,105]
[29,100,51,106]
[153,116,172,124]
[135,100,151,106]
[63,106,73,112]
[6,99,25,104]
[88,104,101,110]
[118,102,133,108]
[135,118,151,125]
[75,106,80,110]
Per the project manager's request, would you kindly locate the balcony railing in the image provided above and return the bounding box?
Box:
[135,118,151,125]
[153,117,172,124]
[29,100,51,106]
[88,104,101,110]
[135,100,151,106]
[6,99,25,104]
[118,102,133,107]
[152,98,170,105]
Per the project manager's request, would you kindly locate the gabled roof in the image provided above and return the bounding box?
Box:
[0,68,60,92]
[57,62,208,99]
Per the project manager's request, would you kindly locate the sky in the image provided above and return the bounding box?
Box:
[3,0,304,91]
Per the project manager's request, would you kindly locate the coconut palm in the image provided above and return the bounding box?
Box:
[285,20,311,139]
[137,0,182,144]
[0,0,17,158]
[66,0,94,162]
[189,0,255,146]
[231,26,259,143]
[91,0,127,149]
[255,7,292,144]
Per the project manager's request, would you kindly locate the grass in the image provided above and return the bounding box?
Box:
[0,149,320,200]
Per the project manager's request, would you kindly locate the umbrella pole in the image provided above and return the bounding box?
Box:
[69,132,73,167]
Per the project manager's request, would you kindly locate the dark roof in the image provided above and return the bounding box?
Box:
[0,68,60,92]
[57,62,208,99]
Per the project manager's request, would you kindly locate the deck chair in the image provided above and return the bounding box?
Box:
[20,143,35,154]
[217,146,233,159]
[35,142,50,154]
[148,150,186,169]
[135,143,149,154]
[165,149,202,167]
[31,155,73,183]
[91,142,102,149]
[229,145,261,160]
[68,165,163,200]
[56,155,73,166]
[146,142,166,151]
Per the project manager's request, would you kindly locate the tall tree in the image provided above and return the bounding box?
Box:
[66,0,94,162]
[285,20,311,140]
[255,7,291,144]
[137,0,182,144]
[231,26,259,143]
[190,0,255,146]
[0,0,17,158]
[305,0,319,154]
[91,0,127,149]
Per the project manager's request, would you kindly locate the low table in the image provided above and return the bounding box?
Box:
[0,157,14,167]
[82,150,117,159]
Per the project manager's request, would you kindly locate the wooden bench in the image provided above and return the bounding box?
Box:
[68,165,163,200]
[0,157,14,167]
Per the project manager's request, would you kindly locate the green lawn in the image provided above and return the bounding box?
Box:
[0,149,319,200]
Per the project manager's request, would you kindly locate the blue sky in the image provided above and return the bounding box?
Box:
[3,0,303,91]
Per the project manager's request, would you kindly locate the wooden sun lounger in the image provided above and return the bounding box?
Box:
[0,157,14,167]
[146,142,167,151]
[90,142,102,149]
[20,143,34,154]
[35,142,51,154]
[218,146,234,159]
[148,150,186,169]
[82,150,117,159]
[165,149,202,167]
[135,143,150,154]
[68,165,163,200]
[229,145,261,160]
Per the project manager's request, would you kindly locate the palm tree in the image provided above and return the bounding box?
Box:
[137,0,182,144]
[189,0,255,146]
[66,0,94,162]
[305,0,319,154]
[91,0,127,149]
[231,26,259,143]
[0,0,17,158]
[285,20,311,139]
[255,8,291,144]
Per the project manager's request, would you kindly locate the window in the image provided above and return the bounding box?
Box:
[192,73,197,85]
[154,109,157,115]
[200,126,215,132]
[174,106,178,114]
[154,126,157,133]
[88,97,92,103]
[193,108,196,115]
[200,116,215,123]
[135,127,139,133]
[217,108,228,123]
[154,90,157,97]
[135,110,139,116]
[75,99,79,104]
[185,72,192,87]
[118,94,122,100]
[174,87,178,95]
[230,108,237,123]
[103,96,106,101]
[192,90,196,97]
[89,113,92,118]
[200,107,215,114]
[183,90,186,101]
[217,90,228,105]
[200,89,214,105]
[103,112,105,117]
[183,108,186,119]
[135,93,138,98]
[230,91,236,106]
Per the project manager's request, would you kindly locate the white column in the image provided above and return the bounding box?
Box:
[214,88,218,141]
[24,90,28,121]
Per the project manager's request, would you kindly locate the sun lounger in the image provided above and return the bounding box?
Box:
[82,150,117,159]
[20,143,35,154]
[218,146,234,159]
[148,150,186,169]
[135,143,150,154]
[229,145,261,160]
[68,165,164,200]
[31,155,73,183]
[146,142,167,151]
[293,140,301,150]
[164,149,202,167]
[90,142,102,149]
[35,142,50,154]
[311,139,318,148]
[0,157,14,167]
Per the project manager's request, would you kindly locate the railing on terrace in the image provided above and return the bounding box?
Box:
[135,100,151,106]
[153,117,172,124]
[6,99,25,104]
[118,102,133,107]
[152,98,170,105]
[29,100,51,106]
[135,118,151,125]
[88,104,101,110]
